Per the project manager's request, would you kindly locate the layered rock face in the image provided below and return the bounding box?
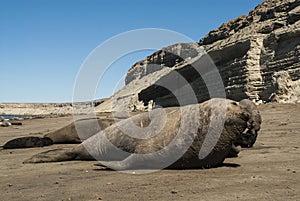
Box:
[200,0,300,102]
[125,43,201,85]
[97,0,300,112]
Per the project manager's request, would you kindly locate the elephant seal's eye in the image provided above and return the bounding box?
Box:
[231,102,238,106]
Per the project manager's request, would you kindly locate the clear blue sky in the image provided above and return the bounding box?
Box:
[0,0,264,103]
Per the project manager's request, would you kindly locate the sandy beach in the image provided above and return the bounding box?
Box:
[0,103,299,201]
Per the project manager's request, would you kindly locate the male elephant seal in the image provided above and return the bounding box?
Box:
[2,116,117,149]
[24,98,261,170]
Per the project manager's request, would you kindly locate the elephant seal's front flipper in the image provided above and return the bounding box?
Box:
[3,137,53,149]
[227,145,241,158]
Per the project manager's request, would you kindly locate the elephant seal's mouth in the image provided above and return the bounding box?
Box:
[235,128,258,148]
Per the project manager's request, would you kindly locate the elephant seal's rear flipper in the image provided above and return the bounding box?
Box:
[23,148,78,163]
[23,144,94,163]
[3,137,53,149]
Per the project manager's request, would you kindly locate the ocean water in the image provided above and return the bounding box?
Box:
[0,115,26,120]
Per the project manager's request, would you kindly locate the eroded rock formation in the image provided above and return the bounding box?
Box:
[97,0,300,112]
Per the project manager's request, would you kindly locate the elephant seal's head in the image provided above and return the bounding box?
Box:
[235,99,262,148]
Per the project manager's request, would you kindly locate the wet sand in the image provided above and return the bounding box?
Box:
[0,104,299,201]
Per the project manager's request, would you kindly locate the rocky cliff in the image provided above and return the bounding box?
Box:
[97,0,300,112]
[199,0,300,101]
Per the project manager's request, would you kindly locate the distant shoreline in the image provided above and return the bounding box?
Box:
[0,99,107,116]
